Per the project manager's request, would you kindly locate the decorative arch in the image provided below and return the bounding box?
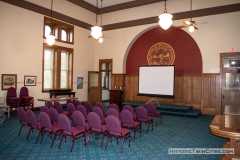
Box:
[125,26,202,74]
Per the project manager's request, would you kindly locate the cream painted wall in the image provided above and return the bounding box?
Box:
[0,2,95,107]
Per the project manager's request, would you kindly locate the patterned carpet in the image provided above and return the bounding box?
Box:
[0,111,227,160]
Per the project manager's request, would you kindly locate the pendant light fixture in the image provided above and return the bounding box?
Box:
[188,0,194,32]
[158,0,173,30]
[46,0,55,46]
[91,0,103,40]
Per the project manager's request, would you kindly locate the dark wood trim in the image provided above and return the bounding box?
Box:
[1,0,240,31]
[102,3,240,31]
[1,0,92,30]
[67,0,163,14]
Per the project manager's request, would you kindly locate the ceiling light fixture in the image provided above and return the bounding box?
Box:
[188,0,194,32]
[158,0,172,30]
[46,0,55,46]
[91,0,103,40]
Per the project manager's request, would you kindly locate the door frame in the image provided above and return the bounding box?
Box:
[220,52,240,113]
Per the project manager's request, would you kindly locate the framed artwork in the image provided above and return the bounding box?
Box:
[24,75,37,86]
[1,74,17,90]
[77,77,83,89]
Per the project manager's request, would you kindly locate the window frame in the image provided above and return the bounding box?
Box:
[42,43,73,92]
[44,17,74,44]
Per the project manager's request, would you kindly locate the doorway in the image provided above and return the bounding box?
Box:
[220,52,240,114]
[99,59,112,103]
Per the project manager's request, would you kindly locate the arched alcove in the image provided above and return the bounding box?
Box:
[125,26,202,74]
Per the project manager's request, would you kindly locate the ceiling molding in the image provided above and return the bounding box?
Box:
[102,3,240,31]
[1,0,92,29]
[67,0,164,14]
[1,0,240,31]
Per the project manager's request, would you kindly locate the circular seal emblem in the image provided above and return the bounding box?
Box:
[147,42,175,65]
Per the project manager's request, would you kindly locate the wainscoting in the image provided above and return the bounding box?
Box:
[111,73,220,115]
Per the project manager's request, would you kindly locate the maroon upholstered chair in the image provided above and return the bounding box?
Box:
[95,102,106,116]
[40,106,49,115]
[67,103,75,119]
[48,108,59,125]
[54,101,68,116]
[109,103,119,113]
[87,112,107,147]
[76,105,88,122]
[58,114,87,153]
[6,87,21,111]
[93,107,105,124]
[107,108,119,120]
[136,106,153,134]
[72,111,89,133]
[17,107,29,137]
[19,87,34,110]
[120,110,141,141]
[146,102,162,126]
[46,101,54,109]
[84,101,92,113]
[25,109,42,143]
[105,115,131,153]
[66,99,73,105]
[73,100,81,108]
[123,105,136,120]
[38,112,61,148]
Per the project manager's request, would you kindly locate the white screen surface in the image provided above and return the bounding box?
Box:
[138,66,174,97]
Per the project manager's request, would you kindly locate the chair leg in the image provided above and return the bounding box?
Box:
[151,120,153,131]
[100,133,105,148]
[156,116,159,126]
[26,127,33,140]
[70,137,76,153]
[35,129,42,144]
[133,128,136,141]
[18,124,24,137]
[120,138,124,154]
[140,123,142,138]
[40,131,45,145]
[105,134,110,150]
[146,123,149,134]
[58,134,64,149]
[50,133,56,148]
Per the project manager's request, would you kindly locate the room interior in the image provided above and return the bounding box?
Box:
[0,0,240,159]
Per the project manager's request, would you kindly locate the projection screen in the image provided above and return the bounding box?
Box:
[138,65,175,98]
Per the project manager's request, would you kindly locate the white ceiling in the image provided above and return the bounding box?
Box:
[84,0,135,7]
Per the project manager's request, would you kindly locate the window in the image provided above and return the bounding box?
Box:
[44,17,74,44]
[42,44,73,92]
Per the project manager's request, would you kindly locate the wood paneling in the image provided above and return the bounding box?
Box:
[112,73,220,115]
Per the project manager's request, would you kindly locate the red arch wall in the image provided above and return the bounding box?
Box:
[126,26,202,74]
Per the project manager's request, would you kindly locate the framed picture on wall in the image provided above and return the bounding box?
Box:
[24,75,37,86]
[77,77,83,89]
[1,74,17,90]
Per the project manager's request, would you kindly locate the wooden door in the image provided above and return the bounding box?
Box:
[220,53,240,114]
[88,71,100,104]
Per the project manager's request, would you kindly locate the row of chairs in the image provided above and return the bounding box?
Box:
[6,87,34,111]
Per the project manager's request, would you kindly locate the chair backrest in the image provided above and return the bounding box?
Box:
[92,106,104,122]
[54,101,63,113]
[58,114,72,133]
[48,108,59,123]
[84,101,92,113]
[7,87,17,98]
[39,112,52,129]
[67,103,76,115]
[105,115,121,134]
[73,100,81,108]
[109,103,119,112]
[146,102,157,114]
[123,105,135,117]
[46,101,54,109]
[76,105,88,119]
[40,106,49,115]
[19,87,29,97]
[66,99,73,105]
[136,106,148,119]
[72,111,85,127]
[95,102,105,114]
[26,109,37,127]
[87,112,102,130]
[120,110,134,125]
[17,107,27,122]
[107,108,119,120]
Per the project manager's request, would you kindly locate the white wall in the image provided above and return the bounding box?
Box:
[0,1,96,107]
